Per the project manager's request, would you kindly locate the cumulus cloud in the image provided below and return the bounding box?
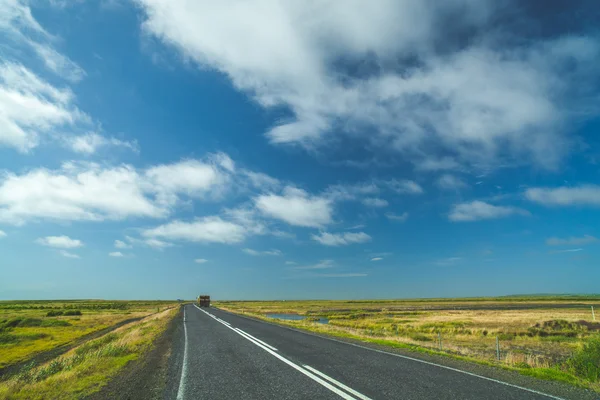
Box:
[36,235,83,249]
[67,132,138,154]
[449,201,529,222]
[0,230,6,238]
[109,251,124,257]
[194,258,208,264]
[385,212,408,222]
[525,185,600,207]
[0,153,238,225]
[436,174,467,190]
[546,235,598,246]
[361,197,388,208]
[255,186,333,228]
[142,216,250,244]
[136,1,599,170]
[387,180,424,195]
[0,162,164,225]
[242,248,282,256]
[114,240,132,249]
[146,154,234,205]
[371,257,383,261]
[59,250,80,259]
[311,231,371,246]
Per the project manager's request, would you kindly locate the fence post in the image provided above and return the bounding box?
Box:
[438,332,442,351]
[592,306,596,321]
[496,336,500,361]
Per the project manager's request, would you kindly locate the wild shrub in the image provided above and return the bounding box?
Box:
[409,333,433,342]
[3,318,23,328]
[566,337,600,382]
[16,318,43,327]
[40,319,71,327]
[0,332,19,344]
[46,310,64,317]
[63,310,82,316]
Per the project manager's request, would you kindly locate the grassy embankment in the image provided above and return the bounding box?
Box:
[0,300,175,369]
[0,303,179,399]
[217,296,600,392]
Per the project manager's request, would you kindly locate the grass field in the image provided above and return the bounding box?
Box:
[0,300,177,371]
[217,296,600,391]
[0,305,179,399]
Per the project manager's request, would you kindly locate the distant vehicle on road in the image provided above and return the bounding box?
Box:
[197,295,211,307]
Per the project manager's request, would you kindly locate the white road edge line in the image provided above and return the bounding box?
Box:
[303,365,373,400]
[192,305,359,400]
[234,328,278,351]
[214,308,566,400]
[176,306,188,400]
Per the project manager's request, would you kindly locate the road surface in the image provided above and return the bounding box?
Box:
[170,304,590,400]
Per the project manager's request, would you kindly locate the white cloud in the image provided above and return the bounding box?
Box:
[144,238,173,249]
[242,248,282,256]
[136,1,599,170]
[311,231,371,246]
[371,257,383,261]
[0,153,243,225]
[546,235,598,246]
[449,201,529,222]
[59,250,80,259]
[255,186,332,228]
[36,235,83,249]
[1,0,85,82]
[114,240,132,249]
[241,170,281,191]
[194,258,208,264]
[29,42,86,83]
[387,180,423,194]
[551,248,583,254]
[0,230,6,238]
[67,132,138,154]
[325,182,379,201]
[284,261,296,265]
[0,63,88,152]
[142,216,249,244]
[146,155,233,205]
[435,257,462,266]
[416,157,460,171]
[315,273,367,278]
[525,185,600,207]
[436,174,467,190]
[361,197,388,208]
[123,235,173,250]
[292,259,334,270]
[385,212,408,222]
[0,162,165,225]
[0,1,97,152]
[109,251,124,257]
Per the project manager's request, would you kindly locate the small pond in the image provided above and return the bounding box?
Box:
[266,313,329,324]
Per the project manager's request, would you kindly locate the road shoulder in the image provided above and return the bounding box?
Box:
[84,306,183,400]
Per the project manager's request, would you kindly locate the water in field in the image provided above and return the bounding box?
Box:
[267,313,329,324]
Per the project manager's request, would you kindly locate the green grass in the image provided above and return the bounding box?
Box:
[0,307,178,399]
[0,300,178,369]
[218,299,600,392]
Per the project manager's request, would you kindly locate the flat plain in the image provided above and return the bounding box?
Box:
[218,296,600,392]
[0,300,178,399]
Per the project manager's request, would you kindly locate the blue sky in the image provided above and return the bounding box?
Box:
[1,0,600,300]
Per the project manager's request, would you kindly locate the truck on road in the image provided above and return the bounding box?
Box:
[197,295,211,307]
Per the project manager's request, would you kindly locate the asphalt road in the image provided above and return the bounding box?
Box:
[171,304,591,400]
